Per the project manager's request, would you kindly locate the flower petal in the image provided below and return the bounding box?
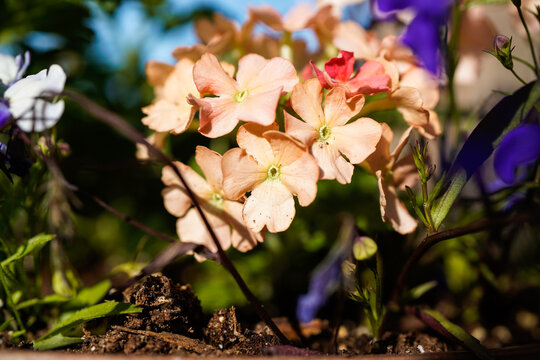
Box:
[290,78,325,128]
[284,111,318,146]
[347,60,390,95]
[161,161,213,200]
[243,179,295,233]
[236,54,298,94]
[365,123,393,173]
[392,153,418,190]
[162,186,191,217]
[332,117,382,164]
[376,170,417,234]
[223,200,263,252]
[324,50,355,83]
[323,87,365,127]
[195,146,223,191]
[141,99,194,134]
[494,124,540,184]
[222,147,266,200]
[144,61,174,91]
[177,208,231,253]
[236,122,278,165]
[391,87,430,133]
[311,141,354,184]
[193,53,238,95]
[190,95,240,138]
[237,87,281,126]
[263,131,319,205]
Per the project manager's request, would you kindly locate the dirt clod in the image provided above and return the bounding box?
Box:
[122,274,203,336]
[205,307,243,349]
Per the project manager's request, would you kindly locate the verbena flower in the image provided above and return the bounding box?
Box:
[162,146,263,256]
[4,64,66,132]
[189,53,298,138]
[376,0,454,75]
[364,124,418,234]
[222,123,319,233]
[285,78,382,184]
[311,50,390,96]
[493,124,540,184]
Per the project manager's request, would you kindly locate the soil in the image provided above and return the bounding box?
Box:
[79,274,451,356]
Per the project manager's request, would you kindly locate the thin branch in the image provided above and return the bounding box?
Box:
[391,210,536,304]
[63,90,290,344]
[90,194,177,244]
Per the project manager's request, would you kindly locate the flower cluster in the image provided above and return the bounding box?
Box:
[141,2,443,257]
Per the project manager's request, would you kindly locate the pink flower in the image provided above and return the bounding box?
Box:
[142,58,198,134]
[162,146,263,256]
[222,123,319,233]
[285,78,382,184]
[310,50,390,96]
[189,53,298,138]
[364,124,418,234]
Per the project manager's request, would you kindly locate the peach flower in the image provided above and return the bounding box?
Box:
[222,123,319,233]
[142,58,198,134]
[162,146,263,256]
[189,53,298,138]
[285,78,382,184]
[311,50,390,96]
[364,124,418,234]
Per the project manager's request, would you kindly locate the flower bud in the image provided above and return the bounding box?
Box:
[490,35,514,70]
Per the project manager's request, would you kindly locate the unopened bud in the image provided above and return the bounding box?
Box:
[491,35,514,70]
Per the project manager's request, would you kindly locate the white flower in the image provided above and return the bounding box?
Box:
[4,64,66,132]
[0,52,30,86]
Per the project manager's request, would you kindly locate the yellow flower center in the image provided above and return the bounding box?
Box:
[318,124,331,142]
[234,89,249,103]
[267,164,281,180]
[210,192,224,207]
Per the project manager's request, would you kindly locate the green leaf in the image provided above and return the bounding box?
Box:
[33,334,83,351]
[414,308,492,360]
[1,234,55,266]
[16,294,69,310]
[66,279,111,309]
[409,281,437,300]
[37,301,140,343]
[431,81,540,229]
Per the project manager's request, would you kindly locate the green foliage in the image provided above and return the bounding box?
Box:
[1,234,55,266]
[416,308,492,360]
[33,301,141,350]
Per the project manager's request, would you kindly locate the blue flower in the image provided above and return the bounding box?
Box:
[493,124,540,184]
[376,0,454,74]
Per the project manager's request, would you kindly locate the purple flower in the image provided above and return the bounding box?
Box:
[493,124,540,184]
[0,99,10,128]
[376,0,454,74]
[296,259,342,323]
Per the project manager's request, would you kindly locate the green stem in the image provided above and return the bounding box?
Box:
[516,5,540,75]
[511,68,528,85]
[0,268,25,334]
[514,56,538,74]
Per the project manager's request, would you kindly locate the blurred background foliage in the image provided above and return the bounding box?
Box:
[0,1,539,345]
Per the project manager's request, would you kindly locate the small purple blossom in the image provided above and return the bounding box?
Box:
[376,0,454,74]
[493,124,540,184]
